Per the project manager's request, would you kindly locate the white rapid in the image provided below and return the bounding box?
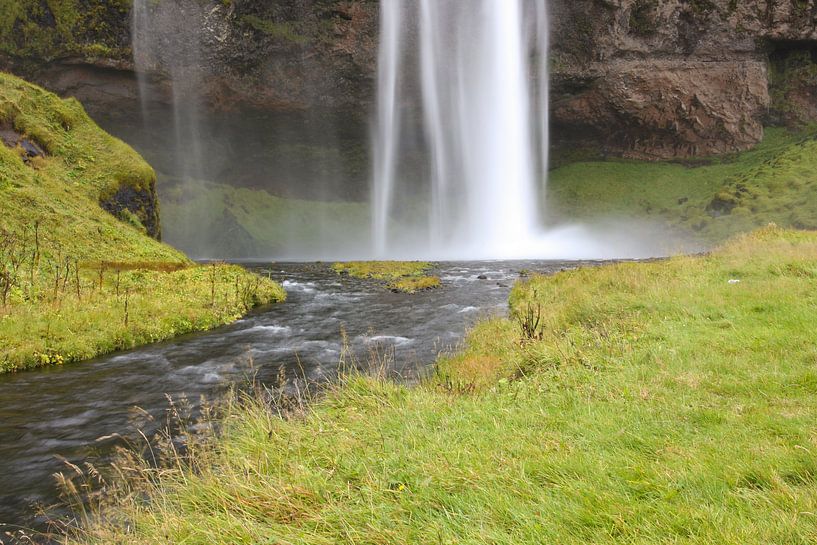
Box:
[372,0,551,259]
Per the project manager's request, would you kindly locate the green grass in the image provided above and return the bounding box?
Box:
[388,275,441,293]
[0,73,285,371]
[331,260,432,280]
[1,263,285,372]
[547,128,817,244]
[0,72,171,259]
[332,260,439,294]
[64,226,817,544]
[159,179,370,258]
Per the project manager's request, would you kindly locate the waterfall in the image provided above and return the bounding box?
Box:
[131,0,151,124]
[371,1,405,256]
[372,0,550,259]
[131,0,206,185]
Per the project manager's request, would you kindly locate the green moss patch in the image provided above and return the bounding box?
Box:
[388,275,441,294]
[240,15,308,44]
[332,261,440,294]
[547,128,817,243]
[0,0,130,61]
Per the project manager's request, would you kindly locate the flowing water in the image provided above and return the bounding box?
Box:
[0,260,599,535]
[372,0,550,258]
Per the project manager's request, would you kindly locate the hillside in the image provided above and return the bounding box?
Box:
[547,128,817,244]
[0,73,284,371]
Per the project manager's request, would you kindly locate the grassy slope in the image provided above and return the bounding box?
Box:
[0,72,177,261]
[0,73,284,371]
[72,226,817,544]
[547,128,817,243]
[160,179,370,258]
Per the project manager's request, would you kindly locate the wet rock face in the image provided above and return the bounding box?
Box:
[548,0,817,159]
[551,59,769,159]
[4,0,817,160]
[0,0,378,114]
[129,0,379,113]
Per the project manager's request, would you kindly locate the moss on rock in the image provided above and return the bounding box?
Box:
[0,0,131,62]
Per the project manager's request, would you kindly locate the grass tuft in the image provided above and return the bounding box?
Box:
[388,275,441,293]
[332,261,432,280]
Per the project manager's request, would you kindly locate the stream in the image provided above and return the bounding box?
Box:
[0,260,592,535]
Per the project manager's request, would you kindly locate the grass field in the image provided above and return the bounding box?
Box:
[64,226,817,544]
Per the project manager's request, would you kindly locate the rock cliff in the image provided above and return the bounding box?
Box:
[549,0,817,158]
[2,0,817,160]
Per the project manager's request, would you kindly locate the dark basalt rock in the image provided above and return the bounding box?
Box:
[0,123,45,163]
[706,193,738,217]
[100,184,161,240]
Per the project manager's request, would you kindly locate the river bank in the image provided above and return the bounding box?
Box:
[63,226,817,544]
[0,73,285,372]
[0,260,559,536]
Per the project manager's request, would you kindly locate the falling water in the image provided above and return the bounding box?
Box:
[131,1,206,186]
[372,0,551,259]
[131,0,151,124]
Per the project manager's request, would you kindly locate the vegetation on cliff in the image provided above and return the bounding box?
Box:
[64,226,817,544]
[547,128,817,243]
[0,73,284,371]
[0,0,130,62]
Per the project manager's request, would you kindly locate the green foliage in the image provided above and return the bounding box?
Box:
[68,227,817,544]
[547,128,817,243]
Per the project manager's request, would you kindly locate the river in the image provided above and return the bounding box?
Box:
[0,260,593,536]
